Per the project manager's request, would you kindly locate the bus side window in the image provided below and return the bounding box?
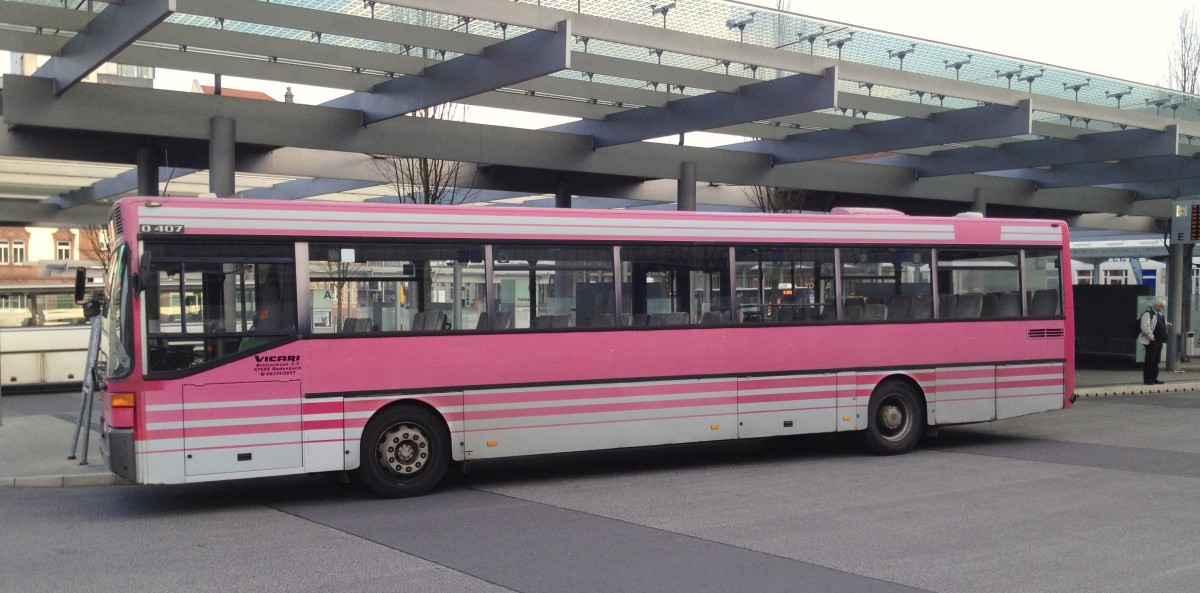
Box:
[841,248,930,323]
[934,249,1019,320]
[734,247,834,324]
[493,245,614,331]
[142,242,297,373]
[1023,250,1063,317]
[308,242,483,333]
[620,245,731,326]
[254,264,296,334]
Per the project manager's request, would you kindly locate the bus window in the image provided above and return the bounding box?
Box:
[1024,249,1063,317]
[0,289,34,327]
[308,242,483,333]
[935,250,1020,319]
[36,292,83,325]
[621,245,731,326]
[144,242,296,373]
[735,247,834,323]
[841,248,931,322]
[492,245,614,330]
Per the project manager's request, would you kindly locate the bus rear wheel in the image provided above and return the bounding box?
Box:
[359,405,450,498]
[860,380,924,455]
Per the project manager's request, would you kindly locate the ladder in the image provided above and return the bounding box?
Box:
[68,310,104,464]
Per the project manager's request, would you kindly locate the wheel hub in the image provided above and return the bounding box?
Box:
[376,423,430,476]
[880,405,904,431]
[877,398,911,442]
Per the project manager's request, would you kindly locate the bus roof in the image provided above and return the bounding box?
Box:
[117,196,1067,247]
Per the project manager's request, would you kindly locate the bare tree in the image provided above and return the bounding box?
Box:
[80,225,113,274]
[368,103,478,205]
[744,185,810,213]
[315,260,366,332]
[1167,8,1200,93]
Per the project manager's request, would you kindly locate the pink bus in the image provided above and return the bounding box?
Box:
[94,197,1073,497]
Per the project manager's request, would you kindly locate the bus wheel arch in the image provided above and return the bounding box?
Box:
[860,375,926,455]
[358,401,451,498]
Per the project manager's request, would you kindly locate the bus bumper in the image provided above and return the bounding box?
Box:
[102,426,136,483]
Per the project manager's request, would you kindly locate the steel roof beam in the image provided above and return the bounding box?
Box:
[1103,178,1200,200]
[984,156,1200,189]
[721,100,1032,164]
[0,198,112,226]
[322,20,572,125]
[0,75,1158,218]
[42,166,198,209]
[546,68,837,148]
[865,126,1180,178]
[237,178,381,200]
[32,0,174,96]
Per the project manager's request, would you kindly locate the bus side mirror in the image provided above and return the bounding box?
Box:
[136,252,152,293]
[74,267,88,304]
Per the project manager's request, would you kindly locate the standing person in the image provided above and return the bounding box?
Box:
[1138,297,1172,385]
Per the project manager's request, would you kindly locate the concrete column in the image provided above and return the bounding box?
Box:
[1167,241,1186,371]
[209,116,236,197]
[136,145,159,196]
[972,188,986,215]
[555,178,571,208]
[677,162,696,211]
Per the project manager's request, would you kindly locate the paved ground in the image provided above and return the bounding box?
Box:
[4,392,1200,593]
[0,388,116,488]
[0,355,1197,487]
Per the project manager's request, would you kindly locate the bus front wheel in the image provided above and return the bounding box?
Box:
[359,405,450,498]
[860,380,924,455]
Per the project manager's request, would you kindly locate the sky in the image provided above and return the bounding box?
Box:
[748,0,1197,87]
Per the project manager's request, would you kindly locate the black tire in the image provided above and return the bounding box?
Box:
[358,405,450,498]
[860,380,924,455]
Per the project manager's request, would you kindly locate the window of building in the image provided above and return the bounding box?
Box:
[57,240,71,260]
[0,241,8,264]
[11,240,25,264]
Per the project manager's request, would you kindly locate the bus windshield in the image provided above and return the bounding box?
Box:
[102,243,133,379]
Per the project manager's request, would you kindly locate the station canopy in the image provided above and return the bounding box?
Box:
[1,0,1199,232]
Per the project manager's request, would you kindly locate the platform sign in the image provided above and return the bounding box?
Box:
[1171,199,1200,244]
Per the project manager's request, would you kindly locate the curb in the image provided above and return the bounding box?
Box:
[1074,381,1200,399]
[0,472,127,489]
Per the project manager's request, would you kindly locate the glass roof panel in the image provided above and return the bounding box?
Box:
[13,0,1194,125]
[215,0,1192,122]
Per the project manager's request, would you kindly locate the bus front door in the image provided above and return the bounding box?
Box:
[182,380,304,476]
